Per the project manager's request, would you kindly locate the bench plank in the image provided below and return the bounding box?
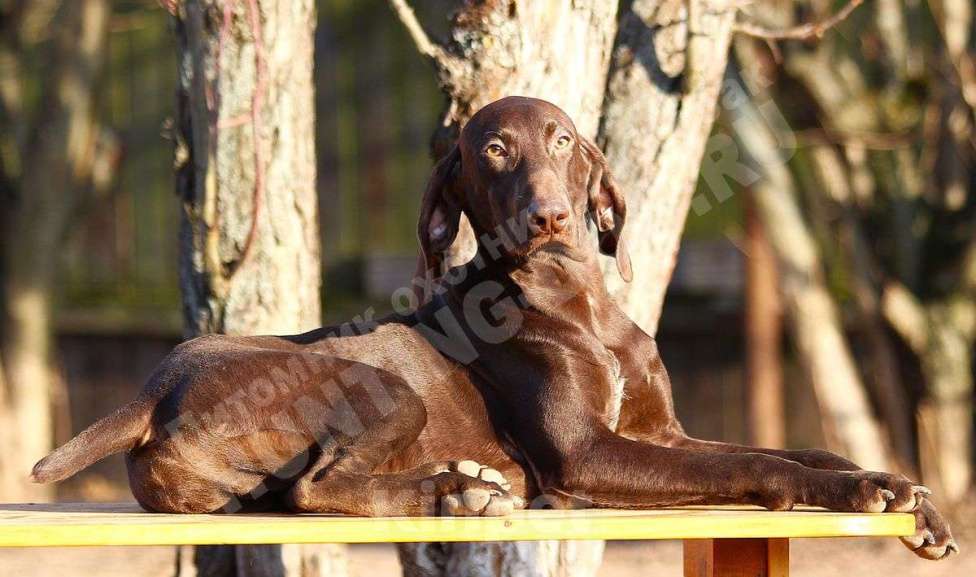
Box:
[0,503,914,548]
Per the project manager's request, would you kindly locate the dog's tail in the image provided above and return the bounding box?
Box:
[31,397,154,483]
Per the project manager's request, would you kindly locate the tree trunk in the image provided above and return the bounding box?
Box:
[597,0,736,335]
[804,144,915,472]
[392,1,737,575]
[730,64,891,471]
[172,1,345,575]
[771,0,974,495]
[0,351,15,498]
[882,269,976,503]
[918,305,974,502]
[0,0,110,502]
[744,195,785,449]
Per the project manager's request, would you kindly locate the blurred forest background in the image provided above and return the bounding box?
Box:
[0,0,973,576]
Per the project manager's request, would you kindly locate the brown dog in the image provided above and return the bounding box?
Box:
[33,96,956,559]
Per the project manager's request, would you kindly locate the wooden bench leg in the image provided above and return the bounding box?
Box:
[683,538,789,577]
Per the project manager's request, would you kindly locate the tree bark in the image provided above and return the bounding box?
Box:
[173,1,345,575]
[0,0,110,502]
[598,0,736,335]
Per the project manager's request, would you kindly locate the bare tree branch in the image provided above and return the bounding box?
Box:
[157,0,179,16]
[735,0,864,40]
[881,282,930,354]
[794,127,914,150]
[387,0,446,63]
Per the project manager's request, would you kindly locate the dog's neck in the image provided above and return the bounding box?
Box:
[434,240,610,328]
[513,250,606,315]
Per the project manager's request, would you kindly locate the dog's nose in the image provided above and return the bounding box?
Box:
[527,201,570,236]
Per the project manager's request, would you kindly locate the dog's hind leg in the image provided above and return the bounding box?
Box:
[287,383,520,516]
[289,459,521,517]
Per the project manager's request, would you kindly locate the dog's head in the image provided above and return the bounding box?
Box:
[417,96,632,283]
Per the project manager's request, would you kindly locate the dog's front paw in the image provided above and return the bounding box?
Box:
[900,499,959,560]
[852,471,931,513]
[428,460,523,517]
[812,470,930,513]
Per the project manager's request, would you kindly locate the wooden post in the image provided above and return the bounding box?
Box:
[684,538,789,577]
[744,195,785,449]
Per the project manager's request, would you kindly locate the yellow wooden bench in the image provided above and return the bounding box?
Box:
[0,503,914,576]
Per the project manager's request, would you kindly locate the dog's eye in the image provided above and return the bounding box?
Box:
[485,143,507,157]
[555,135,572,149]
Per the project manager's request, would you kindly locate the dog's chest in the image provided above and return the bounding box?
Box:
[582,296,626,431]
[604,349,626,431]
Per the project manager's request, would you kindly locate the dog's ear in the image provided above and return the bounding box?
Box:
[580,137,632,282]
[416,145,462,296]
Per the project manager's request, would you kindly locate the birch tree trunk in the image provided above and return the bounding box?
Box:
[172,1,345,575]
[0,0,110,502]
[391,1,738,575]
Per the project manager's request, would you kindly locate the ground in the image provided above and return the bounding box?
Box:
[0,536,969,576]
